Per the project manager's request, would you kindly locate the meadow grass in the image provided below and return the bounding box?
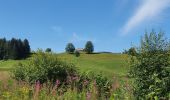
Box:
[0,53,129,79]
[57,53,129,78]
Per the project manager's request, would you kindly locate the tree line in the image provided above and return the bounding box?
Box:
[0,38,30,60]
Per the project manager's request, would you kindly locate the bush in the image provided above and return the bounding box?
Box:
[84,41,94,54]
[12,50,78,84]
[74,50,80,57]
[45,48,52,52]
[65,43,75,54]
[128,47,137,56]
[77,72,112,98]
[129,31,170,99]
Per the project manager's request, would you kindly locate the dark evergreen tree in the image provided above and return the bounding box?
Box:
[10,43,19,60]
[0,38,7,59]
[0,38,31,60]
[23,39,30,57]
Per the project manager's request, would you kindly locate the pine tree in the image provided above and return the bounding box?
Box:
[23,39,31,57]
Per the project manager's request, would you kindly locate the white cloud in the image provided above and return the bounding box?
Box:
[70,32,96,43]
[51,26,63,34]
[121,0,170,35]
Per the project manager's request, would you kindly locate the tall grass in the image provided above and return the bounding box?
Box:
[0,77,133,100]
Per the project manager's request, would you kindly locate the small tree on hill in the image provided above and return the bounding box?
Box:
[65,43,75,54]
[129,31,170,99]
[84,41,94,54]
[45,48,52,53]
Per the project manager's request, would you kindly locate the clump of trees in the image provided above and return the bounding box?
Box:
[129,31,170,99]
[0,38,30,60]
[84,41,94,54]
[65,41,94,54]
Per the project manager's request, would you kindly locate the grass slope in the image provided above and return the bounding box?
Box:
[0,53,129,78]
[58,53,129,78]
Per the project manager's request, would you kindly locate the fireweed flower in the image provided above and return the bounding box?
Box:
[56,79,60,87]
[34,80,40,98]
[83,79,89,86]
[86,92,91,100]
[51,80,60,96]
[35,80,40,91]
[72,76,78,81]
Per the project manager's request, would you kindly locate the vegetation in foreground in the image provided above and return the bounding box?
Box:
[7,51,133,100]
[0,30,169,99]
[129,31,170,99]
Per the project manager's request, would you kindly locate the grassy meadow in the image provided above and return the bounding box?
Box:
[58,53,129,78]
[0,52,133,100]
[0,53,129,79]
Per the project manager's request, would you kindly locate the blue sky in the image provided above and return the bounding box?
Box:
[0,0,170,53]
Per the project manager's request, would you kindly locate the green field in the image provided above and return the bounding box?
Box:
[58,53,129,78]
[0,53,129,79]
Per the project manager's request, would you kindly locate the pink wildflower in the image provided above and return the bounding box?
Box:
[86,92,91,100]
[72,76,78,81]
[34,80,40,99]
[35,80,40,92]
[83,79,89,86]
[56,79,60,87]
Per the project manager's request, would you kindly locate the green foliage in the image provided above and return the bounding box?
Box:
[128,47,137,56]
[122,47,137,56]
[0,78,133,100]
[12,51,78,84]
[65,43,75,54]
[23,39,31,56]
[45,48,52,52]
[74,50,80,57]
[0,38,30,60]
[84,41,94,54]
[129,31,170,99]
[77,72,112,98]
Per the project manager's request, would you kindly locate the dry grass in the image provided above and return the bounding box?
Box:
[0,71,10,82]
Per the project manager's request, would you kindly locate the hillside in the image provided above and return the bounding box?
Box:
[0,53,129,78]
[57,53,129,78]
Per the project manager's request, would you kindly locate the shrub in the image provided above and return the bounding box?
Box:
[129,31,170,99]
[12,50,78,84]
[74,50,80,57]
[84,41,94,54]
[128,47,137,56]
[65,43,75,54]
[45,48,52,52]
[77,72,112,98]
